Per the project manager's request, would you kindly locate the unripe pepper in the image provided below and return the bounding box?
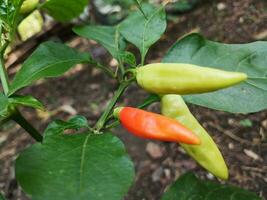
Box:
[136,63,247,95]
[161,95,228,179]
[20,0,39,14]
[114,107,200,145]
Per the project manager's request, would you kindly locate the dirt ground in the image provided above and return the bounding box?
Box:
[1,0,267,199]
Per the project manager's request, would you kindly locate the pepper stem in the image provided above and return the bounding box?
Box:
[113,107,123,119]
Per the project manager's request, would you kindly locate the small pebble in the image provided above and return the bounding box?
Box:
[217,2,226,11]
[228,143,234,149]
[146,142,164,159]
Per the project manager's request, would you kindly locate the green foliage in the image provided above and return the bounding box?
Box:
[119,51,136,66]
[9,41,91,95]
[0,193,6,200]
[1,1,265,199]
[239,119,253,127]
[0,0,22,28]
[163,33,267,113]
[44,115,89,137]
[41,0,89,22]
[161,173,262,200]
[8,95,44,110]
[73,25,125,60]
[166,0,199,12]
[16,118,135,200]
[0,92,43,122]
[119,3,167,64]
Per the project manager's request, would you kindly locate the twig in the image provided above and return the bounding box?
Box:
[11,109,43,142]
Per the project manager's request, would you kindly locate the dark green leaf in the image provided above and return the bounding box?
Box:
[41,0,89,22]
[163,33,267,113]
[161,172,262,200]
[9,95,44,110]
[73,25,125,60]
[16,127,135,200]
[44,115,89,137]
[119,51,136,66]
[166,0,199,13]
[0,193,6,200]
[1,94,44,122]
[119,3,167,64]
[9,41,91,95]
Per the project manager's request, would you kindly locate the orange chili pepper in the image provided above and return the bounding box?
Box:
[114,107,200,145]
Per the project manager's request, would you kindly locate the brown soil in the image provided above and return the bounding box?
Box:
[1,0,267,199]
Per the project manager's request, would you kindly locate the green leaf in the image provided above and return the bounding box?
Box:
[1,93,44,123]
[44,115,89,137]
[119,3,167,64]
[0,193,6,200]
[119,51,136,66]
[163,33,267,113]
[167,0,199,13]
[73,25,125,60]
[41,0,89,22]
[16,126,135,200]
[9,41,91,95]
[133,0,147,19]
[239,119,253,127]
[161,172,262,200]
[9,95,44,110]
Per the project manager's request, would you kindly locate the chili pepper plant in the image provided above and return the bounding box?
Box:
[0,0,266,199]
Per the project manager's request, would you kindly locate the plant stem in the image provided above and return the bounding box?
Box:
[95,62,115,78]
[0,54,9,95]
[12,110,43,142]
[141,55,145,66]
[105,120,120,130]
[95,81,130,131]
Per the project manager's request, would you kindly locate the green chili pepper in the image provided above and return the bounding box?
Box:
[161,94,228,180]
[136,63,247,95]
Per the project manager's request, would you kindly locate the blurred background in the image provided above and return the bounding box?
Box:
[0,0,267,199]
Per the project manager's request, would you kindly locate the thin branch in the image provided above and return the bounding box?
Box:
[95,62,115,78]
[0,53,10,95]
[95,81,131,131]
[11,110,43,142]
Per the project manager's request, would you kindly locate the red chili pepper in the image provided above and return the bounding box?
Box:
[114,107,200,145]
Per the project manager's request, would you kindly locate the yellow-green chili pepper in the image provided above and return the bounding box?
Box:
[20,0,39,14]
[161,94,228,180]
[136,63,247,95]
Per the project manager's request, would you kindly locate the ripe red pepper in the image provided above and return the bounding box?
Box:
[114,107,200,145]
